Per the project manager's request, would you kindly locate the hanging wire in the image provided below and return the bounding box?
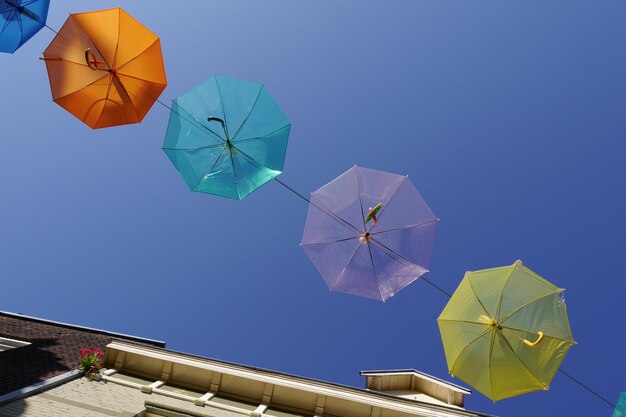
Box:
[74,22,616,412]
[558,369,616,408]
[420,276,453,297]
[274,177,310,204]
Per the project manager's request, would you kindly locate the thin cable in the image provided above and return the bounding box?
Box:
[558,369,615,408]
[162,84,613,412]
[274,177,310,204]
[44,24,57,34]
[157,98,172,112]
[420,276,453,298]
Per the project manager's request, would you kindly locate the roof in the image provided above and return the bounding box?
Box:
[0,311,164,396]
[103,340,497,417]
[360,369,471,409]
[360,369,472,394]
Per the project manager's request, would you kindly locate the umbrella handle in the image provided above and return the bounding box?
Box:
[85,49,99,70]
[365,203,383,225]
[207,116,229,138]
[523,331,544,348]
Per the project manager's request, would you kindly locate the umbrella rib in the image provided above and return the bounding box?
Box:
[230,124,291,170]
[111,8,121,69]
[365,241,385,301]
[75,19,112,70]
[498,290,563,325]
[309,197,363,236]
[331,243,364,292]
[115,37,159,72]
[230,84,264,141]
[1,11,15,33]
[488,328,497,400]
[47,60,111,102]
[172,103,226,143]
[494,265,520,321]
[228,143,273,173]
[367,237,429,293]
[448,327,492,375]
[232,124,291,144]
[16,8,23,43]
[228,150,240,199]
[370,218,437,237]
[191,145,229,191]
[92,75,115,128]
[162,143,225,152]
[369,236,426,270]
[1,8,16,33]
[214,77,230,138]
[366,176,409,233]
[112,73,141,120]
[437,318,490,325]
[353,169,367,232]
[112,70,167,86]
[500,324,574,343]
[114,73,157,120]
[467,275,494,320]
[497,330,545,387]
[301,236,359,246]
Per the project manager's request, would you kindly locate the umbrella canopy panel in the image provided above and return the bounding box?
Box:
[163,75,291,200]
[42,7,167,129]
[437,260,575,401]
[0,0,49,53]
[301,166,437,302]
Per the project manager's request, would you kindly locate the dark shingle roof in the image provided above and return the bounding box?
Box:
[0,312,164,396]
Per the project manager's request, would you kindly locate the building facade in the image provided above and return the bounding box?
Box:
[0,312,494,417]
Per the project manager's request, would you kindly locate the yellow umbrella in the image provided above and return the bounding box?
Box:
[437,260,575,401]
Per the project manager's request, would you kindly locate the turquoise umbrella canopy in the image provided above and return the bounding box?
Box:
[163,75,291,200]
[0,0,49,53]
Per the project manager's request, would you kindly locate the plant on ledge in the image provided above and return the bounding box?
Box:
[78,347,104,377]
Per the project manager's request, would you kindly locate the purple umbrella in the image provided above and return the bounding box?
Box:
[301,166,438,302]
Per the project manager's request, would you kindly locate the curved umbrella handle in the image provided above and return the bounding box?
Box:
[523,331,544,348]
[207,116,229,138]
[365,203,382,225]
[85,48,98,70]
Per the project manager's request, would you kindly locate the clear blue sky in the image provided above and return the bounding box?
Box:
[1,1,625,416]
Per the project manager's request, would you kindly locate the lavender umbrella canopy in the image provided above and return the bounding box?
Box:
[301,166,438,302]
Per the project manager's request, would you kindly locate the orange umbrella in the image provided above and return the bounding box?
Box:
[42,7,167,129]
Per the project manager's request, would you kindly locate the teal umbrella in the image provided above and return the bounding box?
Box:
[163,75,291,200]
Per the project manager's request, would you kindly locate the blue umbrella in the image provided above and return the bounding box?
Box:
[163,75,291,200]
[0,0,49,53]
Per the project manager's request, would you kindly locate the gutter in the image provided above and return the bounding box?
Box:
[0,370,82,406]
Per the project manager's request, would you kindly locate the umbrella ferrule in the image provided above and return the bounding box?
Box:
[359,233,372,244]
